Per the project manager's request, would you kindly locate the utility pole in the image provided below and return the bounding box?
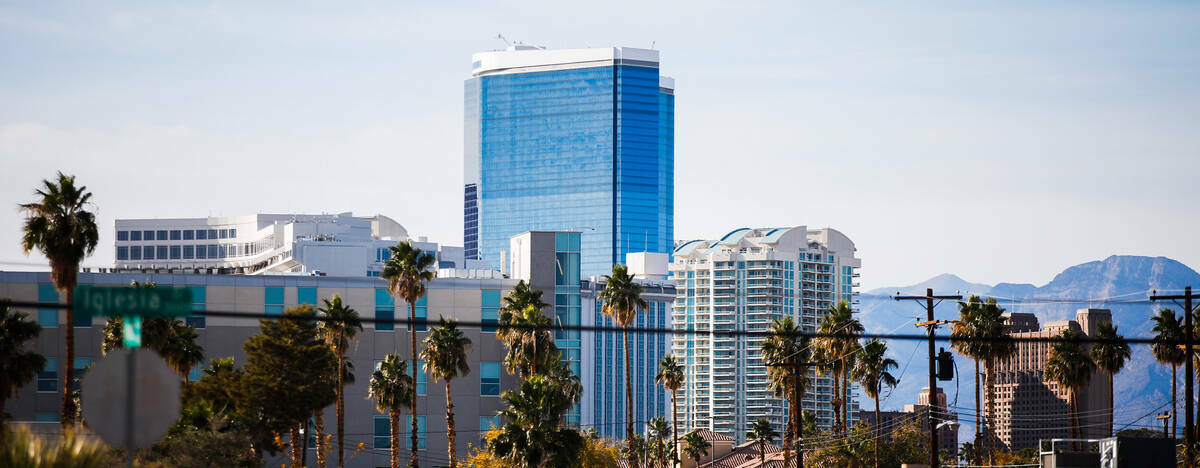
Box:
[1159,412,1172,439]
[1152,286,1200,466]
[895,288,961,468]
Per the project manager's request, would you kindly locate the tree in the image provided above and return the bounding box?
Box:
[104,316,205,382]
[747,418,778,468]
[816,301,863,434]
[681,431,710,466]
[761,315,809,468]
[466,426,618,468]
[0,304,47,435]
[1090,321,1130,437]
[369,354,415,468]
[623,434,647,468]
[19,172,99,426]
[852,338,898,468]
[949,296,983,466]
[317,294,363,468]
[1151,309,1185,438]
[240,305,337,465]
[489,375,585,468]
[497,305,557,378]
[647,417,670,468]
[422,318,473,468]
[381,241,436,468]
[1045,329,1094,446]
[655,355,684,468]
[950,295,1015,463]
[500,280,549,317]
[597,263,647,459]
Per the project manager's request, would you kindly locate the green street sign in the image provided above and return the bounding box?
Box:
[74,285,193,318]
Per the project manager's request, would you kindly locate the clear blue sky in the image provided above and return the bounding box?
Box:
[2,1,1198,289]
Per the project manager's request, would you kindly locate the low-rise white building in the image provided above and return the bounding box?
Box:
[669,226,862,441]
[113,213,485,276]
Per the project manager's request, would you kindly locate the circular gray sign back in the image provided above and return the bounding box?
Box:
[80,348,181,448]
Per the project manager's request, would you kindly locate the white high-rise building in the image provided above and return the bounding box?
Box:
[669,226,862,441]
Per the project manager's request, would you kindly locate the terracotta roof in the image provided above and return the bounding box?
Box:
[689,428,736,442]
[730,452,798,468]
[699,441,784,468]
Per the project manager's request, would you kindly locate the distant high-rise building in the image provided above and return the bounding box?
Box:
[464,45,675,278]
[990,309,1114,450]
[669,226,862,442]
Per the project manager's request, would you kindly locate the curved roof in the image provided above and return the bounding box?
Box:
[673,239,707,256]
[760,227,791,244]
[711,227,751,247]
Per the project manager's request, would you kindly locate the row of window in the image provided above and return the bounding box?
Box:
[370,415,504,450]
[116,243,257,261]
[116,228,237,242]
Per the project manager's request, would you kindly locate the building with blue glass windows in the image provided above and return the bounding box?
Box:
[464,45,675,278]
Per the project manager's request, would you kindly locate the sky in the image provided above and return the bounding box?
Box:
[1,1,1198,290]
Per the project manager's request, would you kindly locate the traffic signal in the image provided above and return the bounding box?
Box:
[937,347,954,381]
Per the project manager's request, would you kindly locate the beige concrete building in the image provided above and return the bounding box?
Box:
[989,309,1113,450]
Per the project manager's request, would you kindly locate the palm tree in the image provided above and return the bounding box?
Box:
[655,355,684,468]
[949,295,1015,463]
[597,264,647,454]
[624,434,647,468]
[381,241,435,468]
[816,301,863,434]
[681,431,710,466]
[1045,329,1094,446]
[761,315,809,468]
[421,318,472,468]
[950,296,984,466]
[501,280,549,316]
[318,295,362,468]
[368,354,415,468]
[747,418,779,468]
[497,305,557,378]
[647,417,670,468]
[19,172,99,426]
[490,375,585,468]
[852,338,898,468]
[0,304,47,436]
[1090,321,1130,437]
[101,316,203,383]
[1151,309,1186,438]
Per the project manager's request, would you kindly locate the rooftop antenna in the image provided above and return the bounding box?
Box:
[496,34,511,48]
[651,40,656,49]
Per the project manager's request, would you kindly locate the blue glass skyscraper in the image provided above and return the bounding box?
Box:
[464,46,674,277]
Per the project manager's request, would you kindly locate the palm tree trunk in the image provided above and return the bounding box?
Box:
[783,389,793,468]
[390,411,400,468]
[1070,390,1080,448]
[760,440,765,467]
[795,372,805,468]
[315,410,327,468]
[337,354,345,468]
[874,396,881,468]
[62,284,76,427]
[1173,364,1178,439]
[843,370,850,433]
[1108,372,1114,437]
[445,380,457,468]
[986,359,997,466]
[974,359,981,467]
[671,389,679,468]
[291,425,303,468]
[831,369,841,433]
[409,303,420,468]
[624,328,635,467]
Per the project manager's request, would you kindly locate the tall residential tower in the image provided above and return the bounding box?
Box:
[464,45,675,278]
[670,226,862,442]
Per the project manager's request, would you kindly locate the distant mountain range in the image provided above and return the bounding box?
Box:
[856,255,1200,439]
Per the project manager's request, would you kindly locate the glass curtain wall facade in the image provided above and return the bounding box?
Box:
[464,48,674,278]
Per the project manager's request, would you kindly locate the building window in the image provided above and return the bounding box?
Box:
[405,416,426,450]
[73,358,92,391]
[117,231,129,241]
[187,286,206,329]
[130,230,142,241]
[142,230,154,241]
[479,416,500,446]
[196,229,207,240]
[207,245,218,258]
[229,229,237,238]
[183,229,194,240]
[37,357,57,392]
[297,287,317,306]
[116,246,129,261]
[169,246,181,260]
[481,290,500,332]
[374,415,390,449]
[207,229,217,240]
[156,246,168,260]
[195,245,206,259]
[481,362,500,396]
[169,230,181,240]
[35,412,57,422]
[156,230,168,241]
[129,246,141,261]
[218,229,228,239]
[416,360,427,395]
[183,245,194,259]
[407,296,427,332]
[375,289,394,331]
[265,287,284,315]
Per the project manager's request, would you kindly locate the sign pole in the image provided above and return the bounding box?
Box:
[124,349,136,468]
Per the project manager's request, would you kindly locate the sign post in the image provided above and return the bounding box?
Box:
[74,285,192,467]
